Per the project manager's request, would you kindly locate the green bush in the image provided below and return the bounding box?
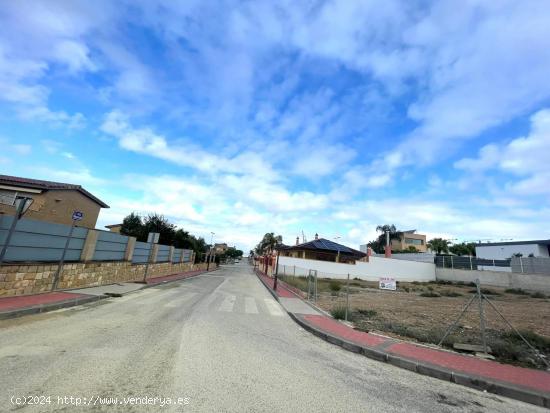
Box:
[331,305,350,320]
[505,288,529,295]
[355,309,377,318]
[402,287,410,293]
[329,281,342,292]
[469,288,501,296]
[530,292,546,299]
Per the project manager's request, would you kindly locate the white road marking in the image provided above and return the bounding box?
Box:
[244,297,258,314]
[219,295,236,312]
[264,298,284,317]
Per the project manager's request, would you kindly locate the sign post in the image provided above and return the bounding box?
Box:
[52,211,83,291]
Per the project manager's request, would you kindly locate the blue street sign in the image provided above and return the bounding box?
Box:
[72,211,84,221]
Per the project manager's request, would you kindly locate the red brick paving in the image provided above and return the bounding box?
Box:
[0,292,90,312]
[304,314,388,347]
[386,342,550,393]
[256,271,295,298]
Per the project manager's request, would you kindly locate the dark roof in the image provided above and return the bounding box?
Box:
[105,223,122,228]
[282,238,366,257]
[475,240,550,247]
[0,174,109,208]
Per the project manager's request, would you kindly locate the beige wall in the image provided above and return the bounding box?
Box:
[391,232,427,252]
[0,261,210,296]
[0,189,102,229]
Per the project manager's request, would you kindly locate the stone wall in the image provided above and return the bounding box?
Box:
[0,261,210,296]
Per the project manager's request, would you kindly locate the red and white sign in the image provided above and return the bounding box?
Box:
[379,277,396,291]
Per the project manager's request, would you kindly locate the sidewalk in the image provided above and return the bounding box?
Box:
[0,268,213,320]
[254,268,550,408]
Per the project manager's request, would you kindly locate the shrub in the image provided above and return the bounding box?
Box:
[505,288,529,295]
[469,288,501,296]
[440,290,462,297]
[427,285,434,291]
[356,309,377,318]
[331,305,350,320]
[530,292,546,299]
[436,280,452,285]
[420,291,441,297]
[329,281,342,292]
[402,287,410,293]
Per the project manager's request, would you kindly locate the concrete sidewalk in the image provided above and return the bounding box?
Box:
[0,268,213,320]
[254,268,550,408]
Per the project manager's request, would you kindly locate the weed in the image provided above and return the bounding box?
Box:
[469,288,501,296]
[329,281,342,292]
[530,292,546,299]
[505,288,529,295]
[402,287,410,293]
[355,309,377,318]
[427,285,434,291]
[436,280,452,285]
[331,305,350,320]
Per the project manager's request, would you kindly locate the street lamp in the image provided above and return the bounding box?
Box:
[0,197,34,265]
[207,232,215,270]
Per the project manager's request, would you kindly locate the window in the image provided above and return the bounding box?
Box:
[405,238,424,245]
[0,189,17,206]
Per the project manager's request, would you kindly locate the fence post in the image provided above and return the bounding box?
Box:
[519,257,524,273]
[124,236,136,262]
[476,279,488,354]
[345,273,350,322]
[469,256,473,270]
[168,246,175,263]
[80,229,99,262]
[442,256,445,268]
[492,259,495,269]
[451,255,454,270]
[293,265,296,276]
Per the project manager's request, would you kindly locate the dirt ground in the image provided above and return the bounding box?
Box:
[281,276,550,369]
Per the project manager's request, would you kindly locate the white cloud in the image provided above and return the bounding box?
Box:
[455,108,550,195]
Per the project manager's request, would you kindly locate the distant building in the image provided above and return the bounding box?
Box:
[359,229,427,253]
[213,243,228,253]
[392,230,427,252]
[0,174,109,229]
[105,224,123,233]
[280,234,366,264]
[475,240,550,260]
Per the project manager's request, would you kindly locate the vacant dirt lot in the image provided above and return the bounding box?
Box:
[280,276,550,369]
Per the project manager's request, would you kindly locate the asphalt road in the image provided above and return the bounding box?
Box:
[0,263,544,412]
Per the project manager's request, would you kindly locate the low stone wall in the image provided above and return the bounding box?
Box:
[0,261,210,296]
[436,267,550,293]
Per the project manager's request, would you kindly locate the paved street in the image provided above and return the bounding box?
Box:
[0,263,544,412]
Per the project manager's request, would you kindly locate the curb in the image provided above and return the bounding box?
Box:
[0,268,219,321]
[0,295,105,320]
[253,268,550,408]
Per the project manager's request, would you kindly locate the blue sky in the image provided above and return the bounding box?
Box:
[1,1,549,251]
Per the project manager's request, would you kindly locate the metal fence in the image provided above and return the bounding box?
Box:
[0,216,88,262]
[93,230,128,261]
[511,256,550,274]
[132,241,152,264]
[434,255,511,270]
[157,244,171,262]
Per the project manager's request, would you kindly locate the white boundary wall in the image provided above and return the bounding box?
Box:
[436,268,550,293]
[278,256,435,282]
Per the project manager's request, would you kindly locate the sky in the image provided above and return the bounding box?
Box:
[1,1,549,252]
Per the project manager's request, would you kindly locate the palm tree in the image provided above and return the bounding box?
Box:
[427,238,450,254]
[375,224,401,249]
[260,232,283,253]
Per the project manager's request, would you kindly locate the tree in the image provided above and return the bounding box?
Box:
[375,224,401,250]
[427,238,450,254]
[253,233,283,256]
[367,239,383,254]
[120,212,146,241]
[449,242,476,256]
[142,213,176,245]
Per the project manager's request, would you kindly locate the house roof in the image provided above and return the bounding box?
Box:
[475,240,550,247]
[281,238,366,257]
[0,174,109,208]
[105,223,122,228]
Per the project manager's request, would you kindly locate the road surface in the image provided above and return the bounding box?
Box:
[0,263,543,412]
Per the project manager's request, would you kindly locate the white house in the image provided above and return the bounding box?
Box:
[475,240,550,260]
